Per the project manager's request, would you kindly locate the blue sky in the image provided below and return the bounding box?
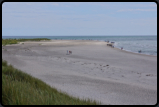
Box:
[2,2,157,36]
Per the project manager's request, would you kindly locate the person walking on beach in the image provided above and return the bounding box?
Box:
[67,50,68,54]
[121,47,123,50]
[139,50,142,53]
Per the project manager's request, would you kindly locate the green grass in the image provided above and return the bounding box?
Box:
[2,39,18,46]
[2,59,100,105]
[2,38,51,46]
[17,38,50,42]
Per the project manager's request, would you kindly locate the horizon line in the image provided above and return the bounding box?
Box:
[2,35,157,37]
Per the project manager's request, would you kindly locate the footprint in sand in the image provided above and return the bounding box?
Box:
[131,71,135,73]
[121,75,125,77]
[146,74,153,76]
[137,72,141,75]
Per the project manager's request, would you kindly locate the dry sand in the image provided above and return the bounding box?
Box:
[2,40,157,105]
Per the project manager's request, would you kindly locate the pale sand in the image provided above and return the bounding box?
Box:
[2,40,157,105]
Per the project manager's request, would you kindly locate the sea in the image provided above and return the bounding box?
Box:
[2,36,157,56]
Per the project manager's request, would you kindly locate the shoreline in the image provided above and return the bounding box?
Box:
[112,46,157,57]
[2,40,157,105]
[2,36,157,57]
[3,39,157,57]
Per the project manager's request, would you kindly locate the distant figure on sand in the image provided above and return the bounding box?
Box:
[121,47,123,50]
[138,50,142,53]
[67,50,68,54]
[69,51,72,54]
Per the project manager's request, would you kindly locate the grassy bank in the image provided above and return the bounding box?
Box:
[2,38,50,46]
[2,59,99,105]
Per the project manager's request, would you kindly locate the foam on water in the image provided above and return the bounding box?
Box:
[113,36,157,56]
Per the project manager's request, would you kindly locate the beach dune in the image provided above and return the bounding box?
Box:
[2,40,157,105]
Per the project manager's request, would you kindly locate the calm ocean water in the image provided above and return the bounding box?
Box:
[2,36,157,56]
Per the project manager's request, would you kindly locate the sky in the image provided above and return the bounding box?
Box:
[2,2,157,36]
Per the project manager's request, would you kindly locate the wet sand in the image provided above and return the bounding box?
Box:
[2,40,157,105]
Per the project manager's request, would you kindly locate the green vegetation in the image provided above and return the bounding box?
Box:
[2,39,18,46]
[17,38,50,42]
[2,38,50,46]
[2,59,99,105]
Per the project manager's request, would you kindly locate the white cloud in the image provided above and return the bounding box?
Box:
[117,9,156,12]
[135,3,157,7]
[26,3,31,5]
[149,3,157,7]
[51,3,59,6]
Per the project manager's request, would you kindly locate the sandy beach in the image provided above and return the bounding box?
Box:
[2,40,157,105]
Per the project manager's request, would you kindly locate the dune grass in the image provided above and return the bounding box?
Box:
[17,38,50,42]
[2,38,50,46]
[2,59,100,105]
[2,39,18,46]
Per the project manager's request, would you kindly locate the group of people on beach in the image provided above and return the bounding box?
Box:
[64,41,142,55]
[105,41,142,53]
[67,50,72,55]
[105,40,109,43]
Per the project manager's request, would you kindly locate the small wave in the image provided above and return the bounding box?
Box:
[114,46,157,56]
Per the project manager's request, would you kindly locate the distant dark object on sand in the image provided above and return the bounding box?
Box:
[138,50,142,53]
